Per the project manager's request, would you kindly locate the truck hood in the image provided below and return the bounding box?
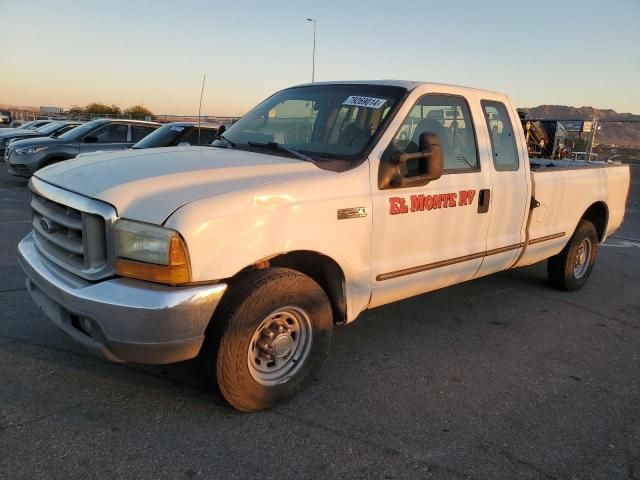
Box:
[35,146,331,224]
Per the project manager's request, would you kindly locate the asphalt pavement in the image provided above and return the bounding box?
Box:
[0,162,639,479]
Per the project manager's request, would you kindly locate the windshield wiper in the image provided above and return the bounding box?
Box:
[457,155,474,169]
[218,134,236,148]
[247,141,315,163]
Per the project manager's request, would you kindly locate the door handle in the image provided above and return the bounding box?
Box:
[477,189,491,213]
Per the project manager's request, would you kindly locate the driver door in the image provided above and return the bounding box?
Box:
[80,123,130,153]
[369,93,491,307]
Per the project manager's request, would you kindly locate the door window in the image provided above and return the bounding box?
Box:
[92,124,128,143]
[481,101,519,171]
[388,94,479,176]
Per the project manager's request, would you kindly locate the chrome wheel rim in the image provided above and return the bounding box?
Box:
[247,306,313,386]
[573,238,592,279]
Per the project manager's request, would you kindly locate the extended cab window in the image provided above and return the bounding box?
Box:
[92,124,128,143]
[389,95,479,174]
[481,101,519,171]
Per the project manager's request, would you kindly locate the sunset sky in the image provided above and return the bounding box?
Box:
[1,0,639,116]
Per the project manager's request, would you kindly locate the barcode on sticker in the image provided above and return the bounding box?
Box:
[343,96,387,109]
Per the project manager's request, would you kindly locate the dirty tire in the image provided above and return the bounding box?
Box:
[547,220,598,291]
[207,268,333,412]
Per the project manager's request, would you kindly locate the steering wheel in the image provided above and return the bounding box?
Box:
[348,133,371,148]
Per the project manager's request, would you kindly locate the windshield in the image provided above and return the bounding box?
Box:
[34,122,65,135]
[219,84,406,161]
[20,121,43,130]
[133,124,190,149]
[29,120,52,129]
[58,120,105,141]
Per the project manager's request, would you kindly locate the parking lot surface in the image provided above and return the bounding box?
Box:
[0,163,639,480]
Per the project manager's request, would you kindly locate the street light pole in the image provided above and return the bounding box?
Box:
[306,18,316,82]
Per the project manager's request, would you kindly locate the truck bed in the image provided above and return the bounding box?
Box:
[516,160,630,267]
[529,158,620,171]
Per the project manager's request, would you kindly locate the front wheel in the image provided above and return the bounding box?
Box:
[207,268,333,412]
[547,220,598,291]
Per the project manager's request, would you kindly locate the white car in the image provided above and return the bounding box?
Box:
[18,81,630,411]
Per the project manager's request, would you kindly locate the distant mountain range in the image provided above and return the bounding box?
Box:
[519,105,640,148]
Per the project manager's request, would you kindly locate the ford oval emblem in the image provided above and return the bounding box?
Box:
[40,217,53,234]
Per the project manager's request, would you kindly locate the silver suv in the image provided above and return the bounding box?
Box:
[6,118,159,177]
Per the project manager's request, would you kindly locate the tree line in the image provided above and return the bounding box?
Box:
[67,103,154,118]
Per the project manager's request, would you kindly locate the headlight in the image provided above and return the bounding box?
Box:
[115,219,191,285]
[16,145,48,155]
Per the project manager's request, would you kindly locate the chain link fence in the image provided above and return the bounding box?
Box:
[5,109,240,126]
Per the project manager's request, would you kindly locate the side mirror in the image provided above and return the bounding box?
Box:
[215,124,226,137]
[389,132,443,187]
[83,136,98,144]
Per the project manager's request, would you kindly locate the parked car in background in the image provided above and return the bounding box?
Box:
[0,111,11,124]
[12,119,56,129]
[5,118,159,177]
[132,122,221,149]
[2,120,55,134]
[0,121,83,159]
[16,120,41,130]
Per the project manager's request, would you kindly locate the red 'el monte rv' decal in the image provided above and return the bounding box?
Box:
[389,190,476,215]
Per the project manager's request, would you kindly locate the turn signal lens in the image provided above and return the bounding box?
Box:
[115,259,191,285]
[168,236,189,265]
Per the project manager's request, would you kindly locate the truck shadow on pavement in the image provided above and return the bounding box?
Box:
[5,260,553,413]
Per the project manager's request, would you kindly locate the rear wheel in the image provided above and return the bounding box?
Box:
[547,220,598,291]
[205,268,333,412]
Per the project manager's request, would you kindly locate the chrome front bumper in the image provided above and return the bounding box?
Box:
[18,232,227,364]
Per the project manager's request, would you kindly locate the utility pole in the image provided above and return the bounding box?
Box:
[306,18,316,82]
[198,74,206,145]
[586,117,597,162]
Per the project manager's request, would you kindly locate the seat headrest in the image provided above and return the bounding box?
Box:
[412,118,446,145]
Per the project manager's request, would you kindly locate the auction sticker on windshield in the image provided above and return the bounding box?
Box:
[343,96,387,108]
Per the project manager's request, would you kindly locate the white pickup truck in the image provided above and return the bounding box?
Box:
[18,81,630,411]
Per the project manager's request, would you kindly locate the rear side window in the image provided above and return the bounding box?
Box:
[131,126,156,142]
[185,127,218,145]
[93,124,128,143]
[481,101,519,171]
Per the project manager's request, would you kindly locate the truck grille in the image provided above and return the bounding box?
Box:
[30,178,117,281]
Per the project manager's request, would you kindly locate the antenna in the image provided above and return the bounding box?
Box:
[198,74,206,145]
[306,18,316,82]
